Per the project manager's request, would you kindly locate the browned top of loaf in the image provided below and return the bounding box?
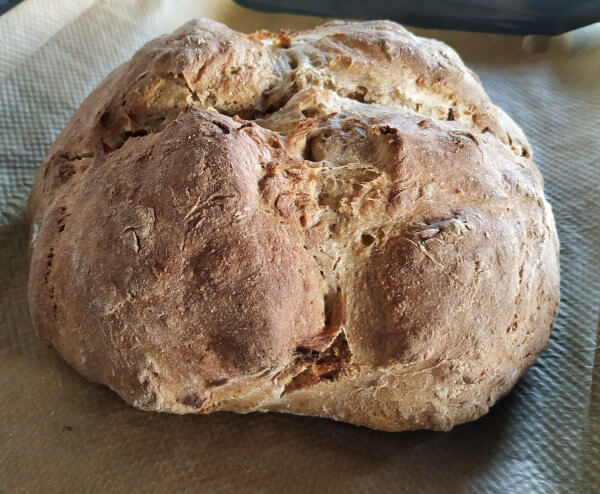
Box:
[27,19,559,430]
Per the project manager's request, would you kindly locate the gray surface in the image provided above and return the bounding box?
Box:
[1,1,599,492]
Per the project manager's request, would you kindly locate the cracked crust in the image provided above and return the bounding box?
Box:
[27,19,559,431]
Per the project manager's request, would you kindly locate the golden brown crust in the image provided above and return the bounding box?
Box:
[27,19,559,431]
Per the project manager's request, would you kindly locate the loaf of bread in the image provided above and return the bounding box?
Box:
[27,19,559,431]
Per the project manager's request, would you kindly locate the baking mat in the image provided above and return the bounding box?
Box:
[1,1,598,492]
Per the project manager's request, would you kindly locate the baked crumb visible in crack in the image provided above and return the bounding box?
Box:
[283,330,352,395]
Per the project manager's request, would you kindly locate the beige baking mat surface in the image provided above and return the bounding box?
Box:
[1,0,598,492]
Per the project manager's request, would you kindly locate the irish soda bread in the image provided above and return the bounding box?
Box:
[28,19,559,431]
